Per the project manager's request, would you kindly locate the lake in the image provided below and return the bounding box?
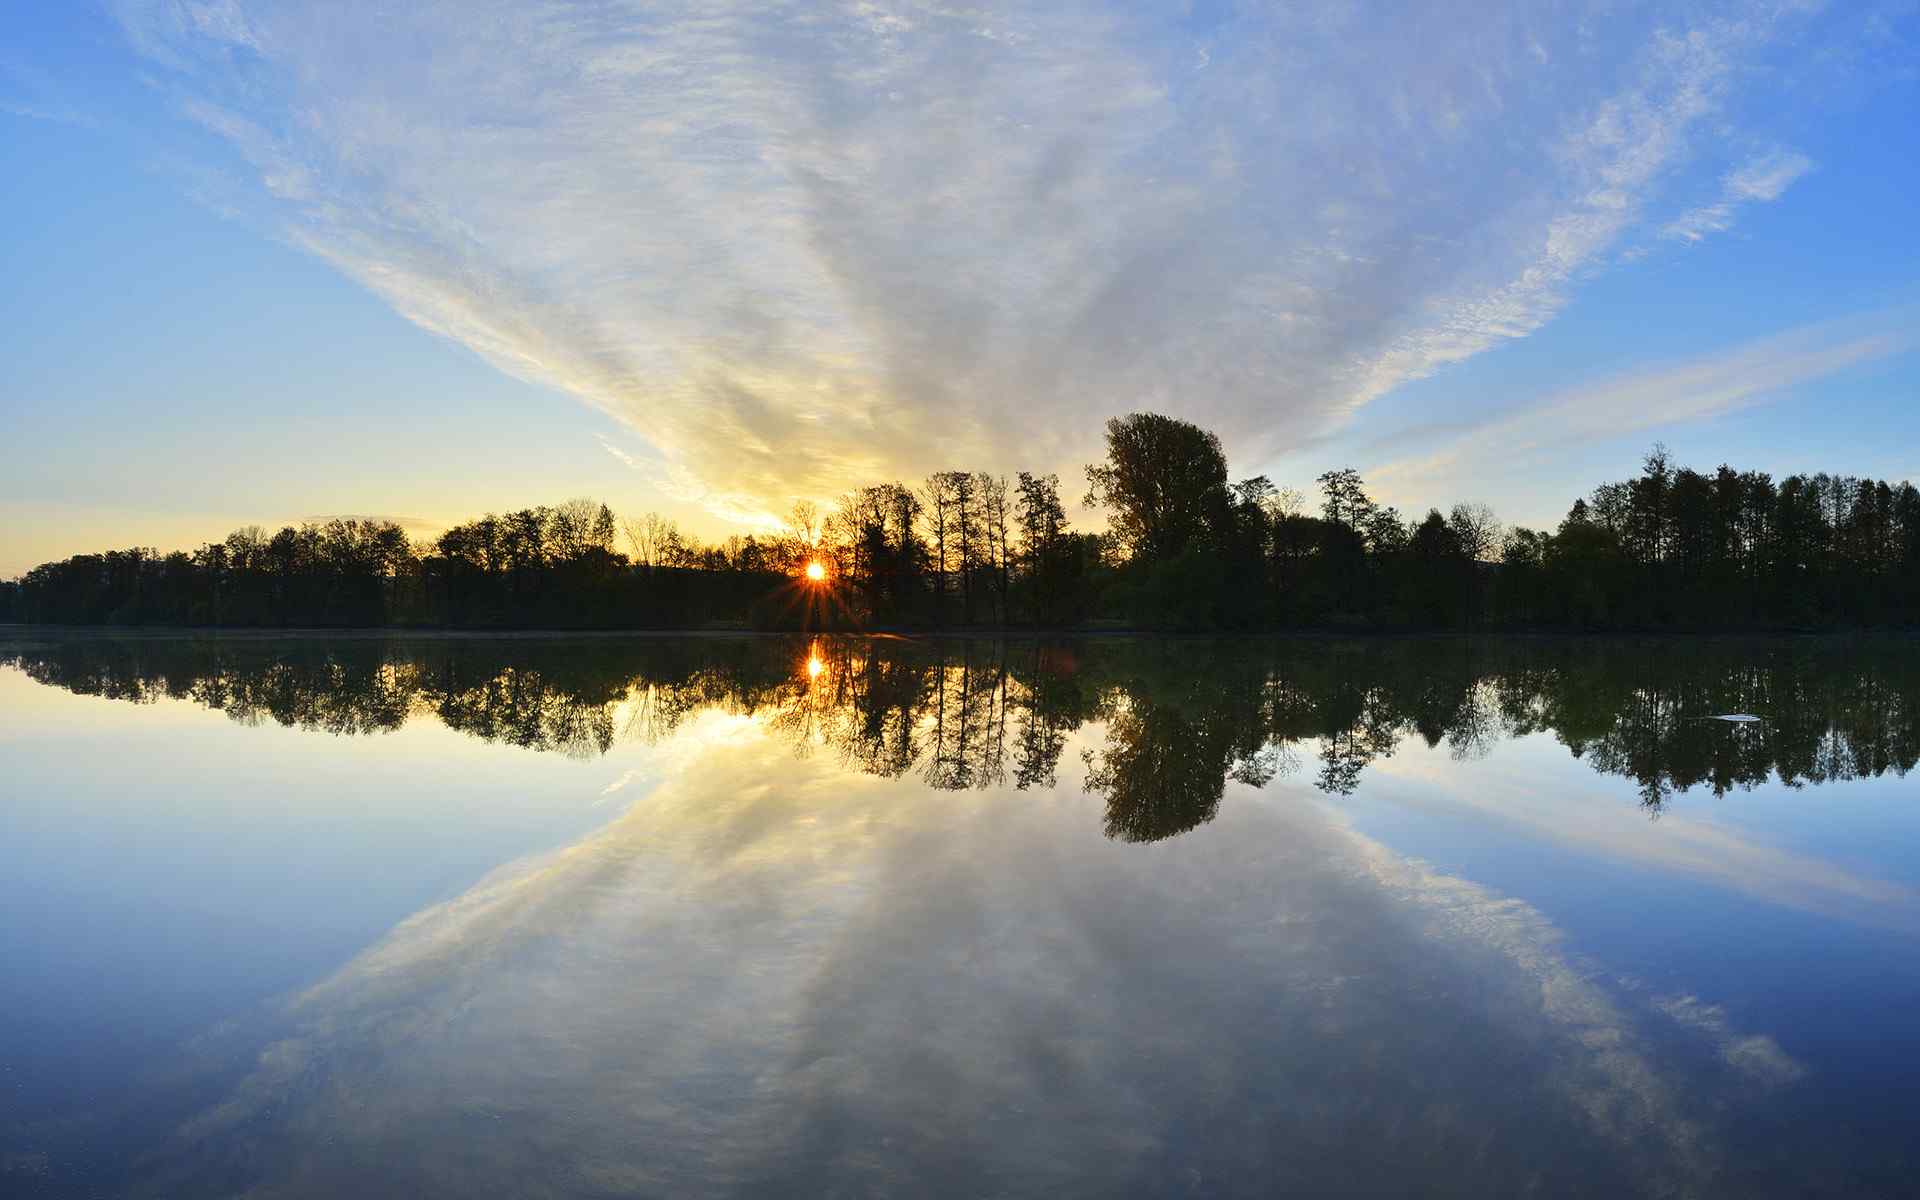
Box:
[2,631,1918,1198]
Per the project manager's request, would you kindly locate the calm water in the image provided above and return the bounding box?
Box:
[3,632,1919,1198]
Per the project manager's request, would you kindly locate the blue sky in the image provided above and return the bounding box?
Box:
[3,1,1917,576]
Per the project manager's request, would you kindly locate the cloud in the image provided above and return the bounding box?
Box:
[1372,309,1916,497]
[1663,149,1814,243]
[0,51,99,128]
[299,512,440,532]
[596,434,644,471]
[1727,151,1817,203]
[114,1,1828,524]
[1,98,96,127]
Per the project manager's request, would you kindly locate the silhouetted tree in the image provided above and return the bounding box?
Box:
[14,423,1920,633]
[1085,413,1231,563]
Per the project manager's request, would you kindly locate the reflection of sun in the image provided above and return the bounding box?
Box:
[804,560,827,582]
[806,655,825,679]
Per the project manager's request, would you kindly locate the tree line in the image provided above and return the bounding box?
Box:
[8,634,1916,835]
[7,412,1920,630]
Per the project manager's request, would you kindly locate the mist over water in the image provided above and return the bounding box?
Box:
[4,632,1920,1197]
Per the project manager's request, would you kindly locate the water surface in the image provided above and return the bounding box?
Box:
[3,632,1918,1197]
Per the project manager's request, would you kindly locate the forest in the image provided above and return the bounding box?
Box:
[6,411,1920,631]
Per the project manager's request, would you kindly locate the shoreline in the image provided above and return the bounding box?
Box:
[4,623,1917,642]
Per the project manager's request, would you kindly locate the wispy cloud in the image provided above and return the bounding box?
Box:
[1373,309,1916,497]
[0,51,99,128]
[596,435,644,472]
[1664,149,1815,243]
[299,512,440,533]
[113,1,1832,522]
[1,100,94,126]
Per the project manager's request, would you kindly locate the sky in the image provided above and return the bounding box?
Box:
[3,0,1918,577]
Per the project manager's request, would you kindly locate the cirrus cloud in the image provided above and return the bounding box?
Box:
[1663,148,1815,242]
[116,0,1835,524]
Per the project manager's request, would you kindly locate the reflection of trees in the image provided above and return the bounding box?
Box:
[1082,699,1230,842]
[9,634,1920,830]
[1540,642,1920,812]
[780,639,1091,794]
[1078,644,1285,841]
[809,640,932,779]
[923,644,1010,791]
[1013,646,1085,790]
[4,638,425,735]
[3,636,802,757]
[1309,679,1400,797]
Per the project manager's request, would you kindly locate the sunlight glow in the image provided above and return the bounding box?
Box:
[806,654,825,680]
[804,560,827,582]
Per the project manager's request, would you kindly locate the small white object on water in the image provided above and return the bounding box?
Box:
[1709,714,1763,724]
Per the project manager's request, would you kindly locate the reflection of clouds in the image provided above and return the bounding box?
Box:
[1654,995,1806,1088]
[133,723,1814,1197]
[595,768,641,799]
[1367,743,1920,932]
[1325,807,1715,1193]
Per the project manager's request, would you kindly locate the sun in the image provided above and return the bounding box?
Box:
[804,560,827,582]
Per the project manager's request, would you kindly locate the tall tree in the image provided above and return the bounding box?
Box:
[1317,468,1376,532]
[1084,413,1230,562]
[1016,471,1069,625]
[921,475,953,626]
[977,473,1011,624]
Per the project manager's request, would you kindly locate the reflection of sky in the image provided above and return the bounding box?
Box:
[0,668,628,1071]
[6,661,1917,1195]
[1329,729,1920,1183]
[147,726,1731,1196]
[1354,733,1920,930]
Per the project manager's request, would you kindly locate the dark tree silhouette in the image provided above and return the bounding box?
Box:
[1084,413,1232,564]
[10,415,1920,632]
[12,633,1916,837]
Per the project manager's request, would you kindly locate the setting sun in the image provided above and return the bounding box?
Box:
[805,654,825,679]
[804,560,827,582]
